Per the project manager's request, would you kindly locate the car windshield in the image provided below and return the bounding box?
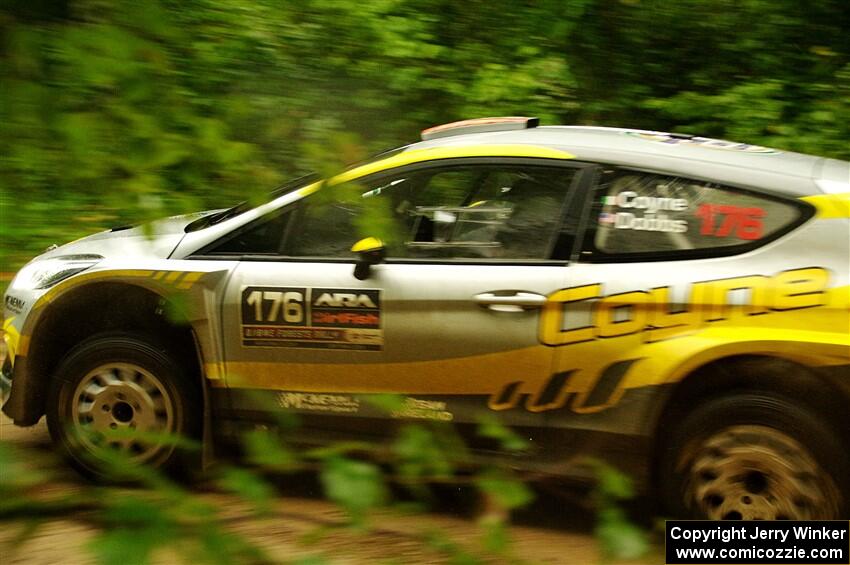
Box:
[184,145,408,233]
[184,174,318,232]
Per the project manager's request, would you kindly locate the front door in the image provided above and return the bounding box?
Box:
[219,159,586,435]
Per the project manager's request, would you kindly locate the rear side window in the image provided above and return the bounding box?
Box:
[585,169,811,261]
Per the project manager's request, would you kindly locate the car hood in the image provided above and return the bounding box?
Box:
[37,210,221,261]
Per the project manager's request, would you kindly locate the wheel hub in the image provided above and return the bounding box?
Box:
[71,363,175,461]
[680,425,840,520]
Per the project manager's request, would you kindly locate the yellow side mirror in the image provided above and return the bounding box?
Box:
[351,237,386,280]
[350,236,385,253]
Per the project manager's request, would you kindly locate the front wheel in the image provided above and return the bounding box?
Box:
[659,393,848,520]
[46,334,199,479]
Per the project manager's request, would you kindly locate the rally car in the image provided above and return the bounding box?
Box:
[3,118,849,520]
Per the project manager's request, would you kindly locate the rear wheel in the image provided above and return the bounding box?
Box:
[660,393,848,520]
[46,334,199,479]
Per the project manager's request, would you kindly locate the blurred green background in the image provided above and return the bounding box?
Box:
[1,0,848,274]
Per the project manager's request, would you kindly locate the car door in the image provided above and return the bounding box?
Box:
[217,158,589,438]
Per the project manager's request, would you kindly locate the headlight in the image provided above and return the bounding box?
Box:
[10,255,103,291]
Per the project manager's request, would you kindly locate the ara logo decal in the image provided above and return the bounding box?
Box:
[241,286,382,351]
[313,292,378,309]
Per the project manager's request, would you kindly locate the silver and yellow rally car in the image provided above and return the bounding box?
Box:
[3,118,849,520]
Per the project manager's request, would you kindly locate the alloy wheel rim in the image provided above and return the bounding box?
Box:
[680,424,840,520]
[70,363,176,463]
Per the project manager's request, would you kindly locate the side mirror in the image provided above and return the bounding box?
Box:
[351,237,386,280]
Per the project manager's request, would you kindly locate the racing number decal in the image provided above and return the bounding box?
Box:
[241,287,383,350]
[695,204,765,240]
[245,289,305,324]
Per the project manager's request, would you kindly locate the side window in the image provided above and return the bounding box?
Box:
[207,209,292,255]
[587,169,807,259]
[288,165,577,261]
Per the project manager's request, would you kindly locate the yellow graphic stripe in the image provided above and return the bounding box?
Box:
[801,192,850,219]
[221,345,552,394]
[204,362,225,382]
[217,332,849,399]
[37,269,206,309]
[23,270,207,348]
[549,285,850,398]
[2,317,22,362]
[37,269,155,307]
[295,145,573,198]
[149,270,205,289]
[297,181,323,197]
[220,284,849,406]
[176,272,204,290]
[330,145,575,186]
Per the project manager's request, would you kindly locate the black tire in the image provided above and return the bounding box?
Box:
[46,333,200,480]
[659,392,849,520]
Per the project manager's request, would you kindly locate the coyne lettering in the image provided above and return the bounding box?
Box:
[605,191,689,213]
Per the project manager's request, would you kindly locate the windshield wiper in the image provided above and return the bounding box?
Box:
[184,206,245,232]
[184,173,321,233]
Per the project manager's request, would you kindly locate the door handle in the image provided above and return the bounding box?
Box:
[473,291,547,312]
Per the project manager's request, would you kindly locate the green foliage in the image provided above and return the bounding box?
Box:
[393,424,455,484]
[423,529,482,565]
[476,414,530,453]
[590,460,650,562]
[2,0,848,272]
[361,393,406,414]
[217,467,275,516]
[2,0,847,561]
[319,456,388,526]
[92,496,178,565]
[242,428,298,470]
[3,399,665,565]
[474,469,535,511]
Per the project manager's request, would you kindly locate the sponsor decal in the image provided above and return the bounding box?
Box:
[241,286,382,350]
[278,392,360,413]
[603,191,689,212]
[4,295,25,314]
[625,131,781,154]
[539,267,830,347]
[599,190,768,240]
[599,190,690,233]
[611,212,688,233]
[391,397,454,421]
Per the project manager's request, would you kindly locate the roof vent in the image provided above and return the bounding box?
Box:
[421,117,539,141]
